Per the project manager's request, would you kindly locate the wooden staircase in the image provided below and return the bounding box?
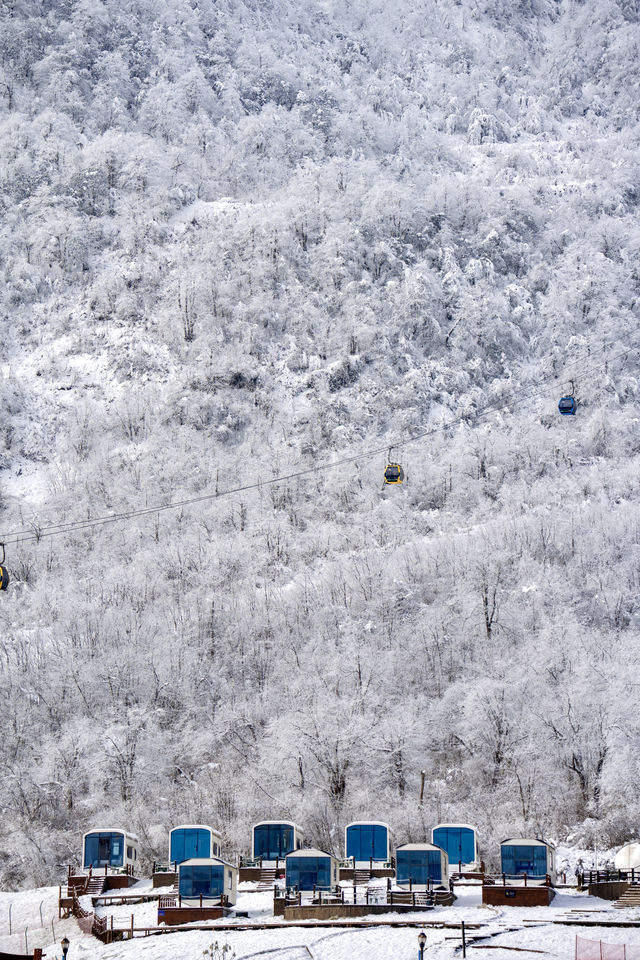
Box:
[355,870,371,885]
[66,873,106,899]
[614,884,640,908]
[256,867,277,890]
[86,875,107,897]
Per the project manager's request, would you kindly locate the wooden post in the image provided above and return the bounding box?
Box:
[130,913,134,939]
[524,873,527,887]
[462,920,467,959]
[502,872,506,886]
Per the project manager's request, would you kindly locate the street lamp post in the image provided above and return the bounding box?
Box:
[418,930,427,960]
[61,936,70,959]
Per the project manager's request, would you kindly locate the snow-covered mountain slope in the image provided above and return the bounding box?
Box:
[1,0,639,886]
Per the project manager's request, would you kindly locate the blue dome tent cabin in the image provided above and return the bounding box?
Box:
[482,838,556,907]
[82,829,138,876]
[241,821,304,882]
[169,824,223,865]
[61,829,139,906]
[253,821,304,862]
[158,857,238,925]
[152,824,225,888]
[341,822,395,881]
[431,824,479,872]
[285,848,339,891]
[395,842,449,890]
[500,837,555,882]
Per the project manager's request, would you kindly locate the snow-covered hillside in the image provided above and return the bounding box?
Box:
[1,0,640,886]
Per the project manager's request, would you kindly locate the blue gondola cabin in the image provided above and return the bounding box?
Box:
[169,825,222,865]
[82,828,138,874]
[500,838,556,884]
[345,821,391,867]
[396,842,449,889]
[558,396,577,415]
[431,824,479,871]
[252,821,304,865]
[285,848,339,891]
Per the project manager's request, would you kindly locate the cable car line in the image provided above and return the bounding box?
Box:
[0,335,638,550]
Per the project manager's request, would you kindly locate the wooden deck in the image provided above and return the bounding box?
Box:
[482,885,555,907]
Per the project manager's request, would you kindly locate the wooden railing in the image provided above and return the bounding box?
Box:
[483,873,552,887]
[152,861,178,874]
[239,855,284,871]
[274,884,430,908]
[158,894,228,909]
[339,857,396,871]
[583,869,639,885]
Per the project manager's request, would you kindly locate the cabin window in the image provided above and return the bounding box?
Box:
[286,856,332,890]
[501,845,548,877]
[432,827,475,865]
[171,828,211,864]
[396,850,443,885]
[346,824,388,862]
[83,832,125,869]
[254,824,295,860]
[179,864,224,898]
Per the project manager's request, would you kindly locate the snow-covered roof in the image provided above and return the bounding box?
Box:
[170,824,223,837]
[286,847,336,859]
[432,823,477,832]
[179,857,236,869]
[501,837,554,848]
[253,821,303,830]
[396,842,446,852]
[345,821,390,830]
[82,828,138,841]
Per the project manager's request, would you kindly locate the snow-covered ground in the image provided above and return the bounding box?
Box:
[2,883,640,960]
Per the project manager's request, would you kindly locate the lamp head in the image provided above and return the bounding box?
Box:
[61,935,70,957]
[418,931,427,948]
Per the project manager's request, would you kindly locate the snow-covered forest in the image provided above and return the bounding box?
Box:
[1,0,639,887]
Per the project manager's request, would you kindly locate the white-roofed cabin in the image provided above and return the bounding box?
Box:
[169,824,223,866]
[396,842,449,890]
[500,837,556,884]
[252,821,304,865]
[285,848,339,891]
[82,828,138,875]
[431,824,480,871]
